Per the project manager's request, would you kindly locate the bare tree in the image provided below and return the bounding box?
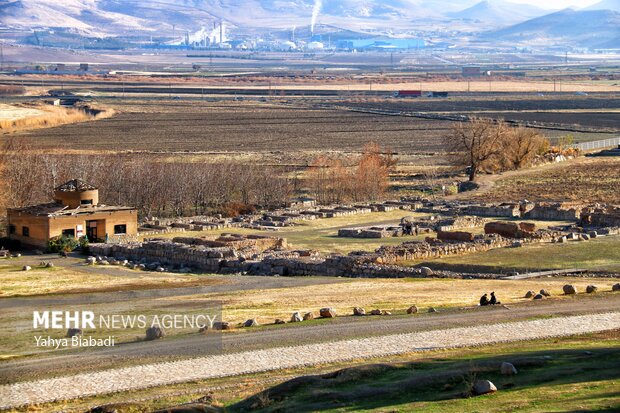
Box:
[444,118,508,182]
[505,127,546,170]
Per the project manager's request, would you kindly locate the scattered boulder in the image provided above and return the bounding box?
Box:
[612,283,620,292]
[472,380,497,395]
[419,267,434,276]
[437,231,474,242]
[428,307,438,313]
[213,321,231,331]
[563,284,577,295]
[370,309,382,316]
[86,257,97,265]
[407,305,418,314]
[22,265,31,271]
[319,308,336,318]
[533,294,545,300]
[274,319,286,325]
[303,312,315,321]
[381,310,392,316]
[500,362,518,376]
[519,222,536,233]
[45,262,55,268]
[485,221,520,238]
[586,285,598,294]
[66,328,82,338]
[540,289,551,297]
[243,319,259,328]
[353,307,366,316]
[145,326,165,341]
[524,291,536,299]
[290,312,303,323]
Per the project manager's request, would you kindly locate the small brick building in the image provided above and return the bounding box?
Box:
[6,179,138,248]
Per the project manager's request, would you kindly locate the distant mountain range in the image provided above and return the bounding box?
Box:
[0,0,619,49]
[448,0,547,25]
[486,8,620,49]
[586,0,620,12]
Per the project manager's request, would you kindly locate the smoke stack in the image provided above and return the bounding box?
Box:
[219,20,223,46]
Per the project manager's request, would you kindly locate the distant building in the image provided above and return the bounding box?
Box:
[6,179,138,248]
[462,66,482,77]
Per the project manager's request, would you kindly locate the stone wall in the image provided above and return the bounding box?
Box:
[524,203,582,221]
[464,204,520,218]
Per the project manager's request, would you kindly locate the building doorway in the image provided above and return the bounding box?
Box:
[86,220,100,241]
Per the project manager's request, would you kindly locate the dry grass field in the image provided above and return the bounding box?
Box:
[474,157,620,205]
[202,277,619,325]
[0,260,210,297]
[0,103,114,133]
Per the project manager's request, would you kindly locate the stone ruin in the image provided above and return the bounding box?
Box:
[138,200,423,236]
[87,197,620,280]
[337,215,487,239]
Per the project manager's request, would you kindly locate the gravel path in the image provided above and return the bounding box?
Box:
[1,312,619,409]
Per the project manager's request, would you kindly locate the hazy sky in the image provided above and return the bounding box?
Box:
[509,0,600,8]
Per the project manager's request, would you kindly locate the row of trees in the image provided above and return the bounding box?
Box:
[0,138,294,218]
[306,142,397,204]
[445,118,549,181]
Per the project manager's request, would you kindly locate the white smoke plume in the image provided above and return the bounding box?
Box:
[311,0,322,34]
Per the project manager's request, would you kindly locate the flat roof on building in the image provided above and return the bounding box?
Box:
[8,202,136,217]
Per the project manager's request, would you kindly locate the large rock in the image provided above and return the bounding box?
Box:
[437,231,474,242]
[22,265,31,271]
[524,291,536,299]
[407,305,419,314]
[419,267,434,276]
[428,307,438,313]
[563,284,577,295]
[519,222,536,233]
[319,308,336,318]
[303,312,315,321]
[586,285,598,294]
[274,319,286,325]
[533,294,545,300]
[539,289,551,297]
[500,362,518,376]
[370,309,382,316]
[145,326,165,340]
[86,257,97,265]
[612,283,620,292]
[353,307,366,316]
[213,321,231,330]
[484,221,520,238]
[243,319,259,328]
[290,312,303,322]
[66,328,82,338]
[472,380,497,395]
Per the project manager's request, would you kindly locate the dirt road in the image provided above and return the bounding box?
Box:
[2,311,619,409]
[1,294,618,385]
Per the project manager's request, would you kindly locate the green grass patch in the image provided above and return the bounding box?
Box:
[232,333,620,413]
[427,235,620,273]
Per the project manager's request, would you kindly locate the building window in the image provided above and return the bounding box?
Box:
[81,199,93,205]
[62,229,75,238]
[22,227,29,237]
[8,225,16,235]
[114,224,127,235]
